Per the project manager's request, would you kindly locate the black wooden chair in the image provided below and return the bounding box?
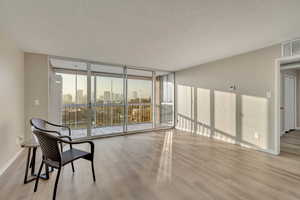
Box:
[32,129,96,200]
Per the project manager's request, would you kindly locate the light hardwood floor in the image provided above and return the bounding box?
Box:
[281,130,300,155]
[2,129,300,200]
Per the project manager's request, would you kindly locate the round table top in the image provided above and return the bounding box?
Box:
[21,136,39,148]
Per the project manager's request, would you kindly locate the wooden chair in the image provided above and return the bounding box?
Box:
[32,129,96,200]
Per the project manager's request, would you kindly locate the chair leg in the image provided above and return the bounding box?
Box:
[34,161,44,192]
[91,160,96,182]
[71,162,75,173]
[45,164,50,179]
[53,167,61,200]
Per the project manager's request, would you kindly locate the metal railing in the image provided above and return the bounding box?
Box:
[62,103,153,129]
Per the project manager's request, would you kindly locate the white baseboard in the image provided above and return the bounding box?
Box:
[251,146,278,155]
[0,149,24,177]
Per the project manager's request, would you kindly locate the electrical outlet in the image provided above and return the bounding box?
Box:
[266,91,272,98]
[34,99,40,106]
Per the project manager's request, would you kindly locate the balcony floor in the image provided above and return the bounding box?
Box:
[64,123,154,138]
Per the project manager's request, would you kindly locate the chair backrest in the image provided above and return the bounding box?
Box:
[30,118,47,131]
[33,130,61,163]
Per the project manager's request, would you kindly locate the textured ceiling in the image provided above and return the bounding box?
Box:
[1,0,300,71]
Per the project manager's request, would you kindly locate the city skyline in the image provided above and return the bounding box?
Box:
[63,89,151,104]
[57,73,152,104]
[57,71,173,131]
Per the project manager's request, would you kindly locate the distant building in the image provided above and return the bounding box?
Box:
[104,91,111,102]
[77,89,86,103]
[63,94,73,104]
[114,93,123,103]
[132,91,138,99]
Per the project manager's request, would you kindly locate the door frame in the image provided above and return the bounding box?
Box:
[275,55,300,155]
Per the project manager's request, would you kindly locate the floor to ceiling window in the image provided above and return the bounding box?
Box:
[49,57,174,139]
[155,72,174,128]
[127,68,153,131]
[90,64,125,136]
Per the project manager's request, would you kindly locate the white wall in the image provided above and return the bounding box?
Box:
[24,53,49,139]
[0,33,24,173]
[175,45,281,153]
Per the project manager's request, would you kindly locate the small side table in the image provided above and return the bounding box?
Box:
[21,137,52,184]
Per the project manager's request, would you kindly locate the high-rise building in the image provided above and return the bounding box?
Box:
[132,91,138,100]
[104,91,111,102]
[77,89,85,103]
[63,94,73,104]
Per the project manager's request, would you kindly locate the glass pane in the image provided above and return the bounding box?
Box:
[128,79,152,103]
[76,74,88,131]
[49,58,174,138]
[292,40,300,56]
[53,71,89,139]
[283,42,291,57]
[127,76,153,131]
[91,75,124,136]
[60,73,76,129]
[155,72,174,128]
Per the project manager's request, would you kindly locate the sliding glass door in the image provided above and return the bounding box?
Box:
[155,72,174,128]
[49,60,91,138]
[91,73,124,135]
[49,57,174,139]
[127,69,153,131]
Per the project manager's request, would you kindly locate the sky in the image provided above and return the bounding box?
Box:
[57,73,152,102]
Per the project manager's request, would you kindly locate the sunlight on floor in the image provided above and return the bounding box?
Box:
[156,130,173,184]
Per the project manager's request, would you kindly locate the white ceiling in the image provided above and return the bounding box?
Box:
[1,0,300,71]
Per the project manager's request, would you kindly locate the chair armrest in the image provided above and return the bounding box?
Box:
[58,135,73,150]
[46,121,71,136]
[58,138,94,155]
[58,135,72,141]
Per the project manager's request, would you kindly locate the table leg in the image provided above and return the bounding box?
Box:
[23,148,31,184]
[23,147,54,184]
[30,147,37,176]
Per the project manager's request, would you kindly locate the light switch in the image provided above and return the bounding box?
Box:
[254,132,260,140]
[266,91,272,98]
[34,99,40,106]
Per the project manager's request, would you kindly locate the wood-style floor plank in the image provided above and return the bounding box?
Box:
[281,131,300,155]
[1,129,300,200]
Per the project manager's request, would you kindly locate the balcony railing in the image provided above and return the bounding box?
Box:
[61,102,173,132]
[62,103,152,129]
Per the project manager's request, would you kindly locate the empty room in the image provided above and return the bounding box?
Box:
[1,0,300,200]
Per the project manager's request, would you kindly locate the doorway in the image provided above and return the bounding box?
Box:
[282,72,296,134]
[275,57,300,155]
